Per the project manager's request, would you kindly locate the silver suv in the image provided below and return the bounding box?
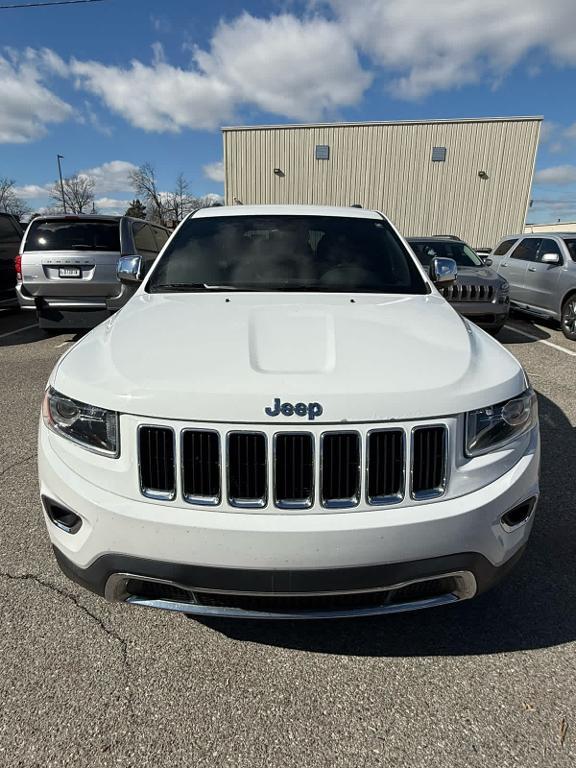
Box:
[490,233,576,340]
[17,214,170,331]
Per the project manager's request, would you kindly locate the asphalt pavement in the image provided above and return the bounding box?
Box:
[1,308,575,768]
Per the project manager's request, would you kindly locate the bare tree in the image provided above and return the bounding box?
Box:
[128,163,168,226]
[0,177,31,219]
[49,174,96,214]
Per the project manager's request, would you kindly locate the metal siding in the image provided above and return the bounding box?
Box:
[224,118,541,248]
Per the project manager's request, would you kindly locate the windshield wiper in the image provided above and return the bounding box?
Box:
[149,282,257,293]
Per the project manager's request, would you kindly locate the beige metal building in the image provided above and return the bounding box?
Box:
[222,117,541,249]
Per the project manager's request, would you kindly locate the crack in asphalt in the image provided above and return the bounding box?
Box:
[0,453,36,478]
[0,570,128,664]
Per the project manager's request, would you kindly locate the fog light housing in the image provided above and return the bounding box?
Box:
[42,496,82,534]
[501,497,536,529]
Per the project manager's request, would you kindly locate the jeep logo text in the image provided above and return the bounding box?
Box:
[265,398,323,420]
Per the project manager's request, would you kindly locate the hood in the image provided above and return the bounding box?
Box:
[452,264,504,285]
[53,293,526,422]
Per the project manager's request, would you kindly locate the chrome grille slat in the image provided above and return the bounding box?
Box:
[367,429,405,504]
[320,432,361,508]
[182,429,221,505]
[227,432,267,508]
[274,433,314,508]
[138,426,176,500]
[411,426,447,500]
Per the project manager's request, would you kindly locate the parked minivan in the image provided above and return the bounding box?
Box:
[17,214,170,330]
[490,233,576,340]
[0,212,24,310]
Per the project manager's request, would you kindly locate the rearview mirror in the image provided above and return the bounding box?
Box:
[117,255,143,284]
[430,256,457,286]
[541,253,560,265]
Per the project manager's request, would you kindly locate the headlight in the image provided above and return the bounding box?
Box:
[465,388,537,457]
[499,280,510,293]
[42,387,119,457]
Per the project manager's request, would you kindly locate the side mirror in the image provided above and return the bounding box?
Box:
[483,257,493,267]
[430,256,457,286]
[117,255,143,284]
[541,253,560,265]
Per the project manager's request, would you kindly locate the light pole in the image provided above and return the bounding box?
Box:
[57,154,67,213]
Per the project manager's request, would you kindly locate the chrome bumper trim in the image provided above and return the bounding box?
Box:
[106,570,476,620]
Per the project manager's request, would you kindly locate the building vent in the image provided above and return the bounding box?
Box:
[432,146,447,162]
[315,144,330,160]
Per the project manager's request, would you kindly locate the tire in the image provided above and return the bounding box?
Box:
[561,294,576,341]
[486,320,506,337]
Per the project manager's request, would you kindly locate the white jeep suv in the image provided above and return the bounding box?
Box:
[39,206,540,619]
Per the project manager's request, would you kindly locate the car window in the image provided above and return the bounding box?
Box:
[510,238,541,262]
[147,215,429,295]
[152,226,169,250]
[537,239,562,263]
[0,215,21,244]
[133,223,158,255]
[408,240,482,267]
[493,238,518,256]
[24,218,120,252]
[563,239,576,261]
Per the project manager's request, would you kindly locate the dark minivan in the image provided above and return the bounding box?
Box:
[0,212,24,310]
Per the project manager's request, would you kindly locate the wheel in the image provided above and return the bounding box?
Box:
[561,295,576,341]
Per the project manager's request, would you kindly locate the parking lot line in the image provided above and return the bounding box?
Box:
[0,323,38,341]
[504,324,576,358]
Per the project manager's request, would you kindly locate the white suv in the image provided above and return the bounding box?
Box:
[39,206,540,619]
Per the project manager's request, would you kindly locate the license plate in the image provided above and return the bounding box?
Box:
[59,267,81,278]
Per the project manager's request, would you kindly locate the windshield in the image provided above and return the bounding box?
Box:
[147,215,428,294]
[24,218,120,252]
[408,240,483,268]
[564,239,576,261]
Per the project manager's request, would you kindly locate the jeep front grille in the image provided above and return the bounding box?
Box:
[137,423,449,509]
[441,283,495,302]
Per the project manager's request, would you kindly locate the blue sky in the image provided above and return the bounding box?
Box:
[1,0,576,224]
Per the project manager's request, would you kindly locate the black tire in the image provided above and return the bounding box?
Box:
[486,321,506,337]
[561,294,576,341]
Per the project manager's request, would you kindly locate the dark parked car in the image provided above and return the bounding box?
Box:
[407,237,510,334]
[17,214,170,331]
[0,212,24,310]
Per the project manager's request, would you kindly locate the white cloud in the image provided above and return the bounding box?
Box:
[0,48,73,143]
[564,123,576,140]
[203,161,224,183]
[13,183,50,199]
[70,54,235,132]
[534,165,576,185]
[79,160,138,196]
[328,0,576,99]
[195,13,371,120]
[69,13,370,132]
[94,196,131,213]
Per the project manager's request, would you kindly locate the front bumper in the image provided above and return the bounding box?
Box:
[39,420,540,617]
[450,300,509,330]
